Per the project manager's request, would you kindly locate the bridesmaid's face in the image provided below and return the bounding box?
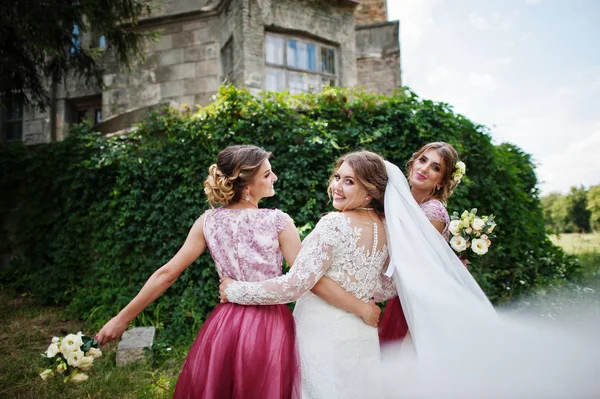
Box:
[247,159,278,200]
[409,149,444,192]
[330,162,370,211]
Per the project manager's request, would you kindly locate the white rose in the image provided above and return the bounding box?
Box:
[67,349,84,367]
[450,235,467,252]
[87,347,102,359]
[70,371,89,383]
[471,238,489,255]
[46,343,59,358]
[465,227,472,235]
[472,217,485,231]
[78,356,95,371]
[51,337,60,344]
[449,220,461,236]
[60,334,83,355]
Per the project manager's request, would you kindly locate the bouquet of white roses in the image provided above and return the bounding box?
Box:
[449,208,497,260]
[39,332,102,383]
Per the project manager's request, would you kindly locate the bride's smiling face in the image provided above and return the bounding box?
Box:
[330,162,370,211]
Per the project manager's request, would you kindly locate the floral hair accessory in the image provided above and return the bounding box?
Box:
[452,161,466,183]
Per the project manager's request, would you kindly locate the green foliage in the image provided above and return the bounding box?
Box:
[587,185,600,231]
[541,185,592,233]
[0,85,578,342]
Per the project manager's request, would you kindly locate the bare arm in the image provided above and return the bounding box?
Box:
[430,219,445,235]
[278,220,302,267]
[96,215,207,344]
[312,276,381,327]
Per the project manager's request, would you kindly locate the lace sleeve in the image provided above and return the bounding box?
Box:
[374,260,397,302]
[224,214,342,305]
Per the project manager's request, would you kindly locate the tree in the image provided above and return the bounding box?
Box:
[0,0,155,109]
[568,185,590,233]
[587,185,600,231]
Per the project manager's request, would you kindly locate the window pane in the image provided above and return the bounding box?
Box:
[266,67,286,92]
[98,35,106,49]
[287,40,317,72]
[95,109,102,125]
[288,72,319,94]
[266,35,284,65]
[321,47,335,74]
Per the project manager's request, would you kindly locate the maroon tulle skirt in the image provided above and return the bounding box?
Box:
[378,296,409,343]
[173,303,300,399]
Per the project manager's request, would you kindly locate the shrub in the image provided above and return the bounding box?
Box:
[0,86,578,343]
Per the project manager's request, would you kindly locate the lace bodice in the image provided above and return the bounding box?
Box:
[225,212,396,305]
[420,199,450,240]
[203,208,291,281]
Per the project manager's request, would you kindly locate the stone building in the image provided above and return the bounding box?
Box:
[0,0,400,144]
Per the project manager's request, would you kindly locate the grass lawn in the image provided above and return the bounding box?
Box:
[549,232,600,254]
[0,290,183,399]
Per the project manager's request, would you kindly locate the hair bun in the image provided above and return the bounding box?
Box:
[204,164,235,205]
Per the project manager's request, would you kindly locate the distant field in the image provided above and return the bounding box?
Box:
[550,233,600,254]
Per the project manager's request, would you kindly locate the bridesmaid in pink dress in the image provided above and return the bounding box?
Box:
[378,142,462,343]
[96,145,379,398]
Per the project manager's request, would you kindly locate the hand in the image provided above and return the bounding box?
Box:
[360,299,381,327]
[219,276,234,303]
[95,315,129,345]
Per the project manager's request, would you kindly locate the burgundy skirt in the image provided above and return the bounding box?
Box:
[173,303,300,399]
[378,296,409,343]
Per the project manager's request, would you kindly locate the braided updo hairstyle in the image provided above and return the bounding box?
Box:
[203,145,271,206]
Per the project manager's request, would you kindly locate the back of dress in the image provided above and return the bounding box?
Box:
[203,208,290,282]
[322,212,393,302]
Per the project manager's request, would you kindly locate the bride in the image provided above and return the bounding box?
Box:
[222,150,599,398]
[220,150,396,398]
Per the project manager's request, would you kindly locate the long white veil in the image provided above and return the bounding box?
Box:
[380,161,599,398]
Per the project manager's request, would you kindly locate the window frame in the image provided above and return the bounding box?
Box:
[1,93,24,142]
[264,32,338,94]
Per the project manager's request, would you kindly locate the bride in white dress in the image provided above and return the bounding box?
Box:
[220,151,395,398]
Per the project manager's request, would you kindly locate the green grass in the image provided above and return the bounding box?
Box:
[0,289,183,398]
[549,232,600,255]
[550,232,600,290]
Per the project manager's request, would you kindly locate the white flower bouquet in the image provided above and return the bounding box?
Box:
[449,208,497,261]
[39,332,102,383]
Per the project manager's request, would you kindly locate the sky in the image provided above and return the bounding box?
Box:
[386,0,600,195]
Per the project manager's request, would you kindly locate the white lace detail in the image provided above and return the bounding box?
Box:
[225,212,394,305]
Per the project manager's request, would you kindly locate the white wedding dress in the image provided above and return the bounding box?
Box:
[225,212,396,398]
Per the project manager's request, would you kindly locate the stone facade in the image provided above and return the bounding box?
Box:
[2,0,400,143]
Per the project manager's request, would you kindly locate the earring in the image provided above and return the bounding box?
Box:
[245,192,250,202]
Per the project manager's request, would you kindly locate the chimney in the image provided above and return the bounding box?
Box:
[354,0,388,26]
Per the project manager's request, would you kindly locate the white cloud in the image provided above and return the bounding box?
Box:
[469,73,497,90]
[427,66,452,85]
[537,131,600,194]
[469,11,516,31]
[487,57,515,66]
[469,12,491,30]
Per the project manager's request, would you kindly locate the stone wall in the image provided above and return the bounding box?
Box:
[356,21,401,95]
[354,0,387,26]
[242,0,358,94]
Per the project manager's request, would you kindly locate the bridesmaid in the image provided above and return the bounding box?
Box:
[378,142,463,343]
[95,145,379,398]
